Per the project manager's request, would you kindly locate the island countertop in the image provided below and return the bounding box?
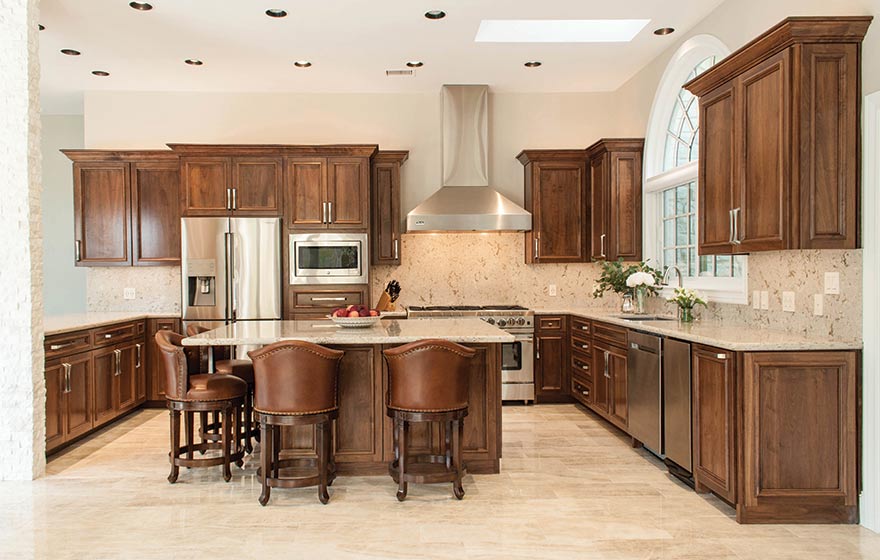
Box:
[181,317,514,346]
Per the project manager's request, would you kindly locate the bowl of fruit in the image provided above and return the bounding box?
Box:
[328,305,382,328]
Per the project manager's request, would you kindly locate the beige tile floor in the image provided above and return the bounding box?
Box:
[1,405,879,559]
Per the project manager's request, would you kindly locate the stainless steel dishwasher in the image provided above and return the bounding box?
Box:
[627,331,662,454]
[663,338,692,478]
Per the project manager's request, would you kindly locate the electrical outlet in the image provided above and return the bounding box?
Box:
[760,291,769,310]
[813,294,824,316]
[123,287,136,300]
[548,284,557,297]
[782,291,796,312]
[824,272,840,295]
[752,290,761,310]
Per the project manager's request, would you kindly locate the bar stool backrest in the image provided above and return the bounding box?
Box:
[248,341,344,415]
[383,339,476,413]
[155,330,190,401]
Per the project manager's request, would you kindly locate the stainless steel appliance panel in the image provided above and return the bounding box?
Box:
[627,331,663,453]
[663,338,692,473]
[501,334,534,401]
[182,218,230,322]
[230,217,281,320]
[289,233,368,285]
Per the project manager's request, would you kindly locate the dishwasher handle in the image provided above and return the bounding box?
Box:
[630,342,659,355]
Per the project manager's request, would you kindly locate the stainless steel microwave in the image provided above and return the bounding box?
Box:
[289,233,368,285]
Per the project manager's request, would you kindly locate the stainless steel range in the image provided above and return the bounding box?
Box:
[407,305,534,404]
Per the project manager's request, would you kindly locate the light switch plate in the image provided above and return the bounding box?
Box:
[760,291,769,310]
[824,272,840,295]
[752,290,761,310]
[813,294,824,316]
[782,291,796,312]
[123,287,136,300]
[548,284,557,297]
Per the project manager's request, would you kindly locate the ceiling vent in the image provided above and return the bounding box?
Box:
[385,69,414,77]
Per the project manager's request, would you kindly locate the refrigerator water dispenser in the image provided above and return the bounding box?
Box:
[187,258,217,307]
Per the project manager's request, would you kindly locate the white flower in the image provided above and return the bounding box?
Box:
[626,271,655,288]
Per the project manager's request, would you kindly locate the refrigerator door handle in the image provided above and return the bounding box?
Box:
[225,231,234,321]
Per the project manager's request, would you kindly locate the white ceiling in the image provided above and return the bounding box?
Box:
[39,0,724,113]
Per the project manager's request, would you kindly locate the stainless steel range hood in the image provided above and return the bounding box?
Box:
[407,85,532,232]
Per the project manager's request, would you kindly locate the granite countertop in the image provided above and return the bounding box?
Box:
[532,307,862,351]
[182,317,513,346]
[44,311,180,336]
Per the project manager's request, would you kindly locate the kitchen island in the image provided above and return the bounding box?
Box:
[184,318,512,475]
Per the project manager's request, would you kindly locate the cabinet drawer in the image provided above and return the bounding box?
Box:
[571,316,591,336]
[570,336,592,354]
[571,376,593,406]
[44,330,92,359]
[294,291,364,308]
[570,351,593,378]
[592,321,627,348]
[92,322,139,347]
[536,315,566,332]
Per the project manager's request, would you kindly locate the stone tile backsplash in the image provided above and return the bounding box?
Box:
[83,235,862,342]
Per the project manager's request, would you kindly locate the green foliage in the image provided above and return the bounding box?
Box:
[592,259,663,298]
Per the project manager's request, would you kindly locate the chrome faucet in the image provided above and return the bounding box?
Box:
[662,266,683,289]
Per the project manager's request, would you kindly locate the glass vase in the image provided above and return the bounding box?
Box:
[634,286,647,314]
[679,306,695,323]
[621,294,634,313]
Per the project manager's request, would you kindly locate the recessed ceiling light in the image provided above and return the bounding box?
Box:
[60,49,81,56]
[294,61,312,68]
[265,9,287,18]
[406,61,424,68]
[91,70,110,77]
[184,59,203,66]
[38,24,45,31]
[424,10,446,20]
[653,27,675,36]
[129,2,153,11]
[475,19,649,43]
[524,61,542,68]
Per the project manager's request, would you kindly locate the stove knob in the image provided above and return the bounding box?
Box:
[497,319,507,327]
[517,318,526,326]
[486,318,495,325]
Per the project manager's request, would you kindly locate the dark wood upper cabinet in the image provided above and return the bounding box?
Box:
[587,139,644,262]
[131,162,180,266]
[72,162,131,266]
[371,151,408,265]
[685,16,871,253]
[326,157,370,229]
[180,155,281,217]
[286,157,328,229]
[66,151,181,268]
[231,157,283,216]
[517,150,588,264]
[180,157,230,216]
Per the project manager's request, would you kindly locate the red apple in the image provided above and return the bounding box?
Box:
[349,310,360,317]
[346,304,355,311]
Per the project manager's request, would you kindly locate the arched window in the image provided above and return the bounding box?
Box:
[643,35,747,304]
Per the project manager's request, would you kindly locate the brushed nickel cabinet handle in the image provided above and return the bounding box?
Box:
[536,338,541,360]
[226,188,232,211]
[311,296,347,302]
[328,202,333,223]
[104,333,113,339]
[728,209,734,244]
[716,353,728,360]
[135,343,142,368]
[232,188,237,211]
[49,341,77,351]
[732,208,741,245]
[603,351,610,378]
[74,240,82,262]
[393,238,399,260]
[534,237,539,260]
[322,202,328,224]
[62,363,72,393]
[114,349,122,376]
[600,233,606,258]
[580,344,589,350]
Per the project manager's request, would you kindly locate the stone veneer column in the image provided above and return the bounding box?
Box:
[0,0,45,479]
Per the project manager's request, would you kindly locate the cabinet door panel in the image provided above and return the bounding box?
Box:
[609,151,642,261]
[534,162,587,262]
[181,158,230,216]
[45,362,65,451]
[287,158,327,229]
[535,333,566,401]
[92,348,117,425]
[331,346,383,463]
[327,158,369,230]
[73,162,131,265]
[736,51,789,252]
[590,155,608,260]
[116,343,138,412]
[692,345,736,503]
[371,162,400,264]
[699,83,736,255]
[233,157,282,216]
[66,354,93,439]
[131,162,180,266]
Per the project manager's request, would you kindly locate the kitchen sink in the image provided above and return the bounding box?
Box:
[611,314,677,322]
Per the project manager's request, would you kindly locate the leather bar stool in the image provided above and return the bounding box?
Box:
[383,339,476,501]
[248,341,344,505]
[186,324,257,453]
[155,330,247,483]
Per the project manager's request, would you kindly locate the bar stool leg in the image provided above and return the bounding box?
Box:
[232,404,244,469]
[318,422,330,504]
[259,420,272,506]
[185,411,195,467]
[397,416,408,501]
[168,409,180,483]
[273,426,281,479]
[445,420,452,470]
[453,419,464,500]
[221,406,232,482]
[199,411,209,454]
[244,387,253,454]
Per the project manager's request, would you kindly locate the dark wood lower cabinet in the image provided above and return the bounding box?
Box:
[590,338,628,431]
[281,343,501,475]
[45,352,94,454]
[534,315,571,404]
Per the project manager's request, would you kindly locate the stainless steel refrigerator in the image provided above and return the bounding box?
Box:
[181,217,282,335]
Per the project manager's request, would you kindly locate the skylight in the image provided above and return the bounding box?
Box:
[475,19,650,43]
